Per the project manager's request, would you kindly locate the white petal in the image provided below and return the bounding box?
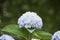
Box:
[18,11,43,29]
[0,34,14,40]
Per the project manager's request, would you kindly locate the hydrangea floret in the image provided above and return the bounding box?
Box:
[52,31,60,40]
[0,34,15,40]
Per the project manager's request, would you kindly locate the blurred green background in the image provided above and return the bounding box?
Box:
[0,0,60,35]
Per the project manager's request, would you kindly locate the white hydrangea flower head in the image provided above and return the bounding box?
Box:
[18,11,43,29]
[31,38,40,40]
[52,31,60,40]
[0,34,15,40]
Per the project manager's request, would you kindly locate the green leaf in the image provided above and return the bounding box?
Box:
[1,24,52,40]
[27,29,36,33]
[32,30,52,39]
[1,24,29,40]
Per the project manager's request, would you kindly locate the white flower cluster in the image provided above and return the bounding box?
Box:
[0,34,15,40]
[52,31,60,40]
[31,38,40,40]
[18,11,43,29]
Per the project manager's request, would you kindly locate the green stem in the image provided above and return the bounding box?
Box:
[27,33,32,40]
[27,29,35,40]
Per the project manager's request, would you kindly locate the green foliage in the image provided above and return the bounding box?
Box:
[2,24,29,40]
[1,24,52,40]
[32,30,52,40]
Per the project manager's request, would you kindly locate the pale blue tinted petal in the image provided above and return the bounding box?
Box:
[18,11,43,29]
[0,34,14,40]
[52,31,60,40]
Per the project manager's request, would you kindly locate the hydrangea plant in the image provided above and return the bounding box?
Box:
[18,11,43,33]
[1,11,52,40]
[18,11,43,40]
